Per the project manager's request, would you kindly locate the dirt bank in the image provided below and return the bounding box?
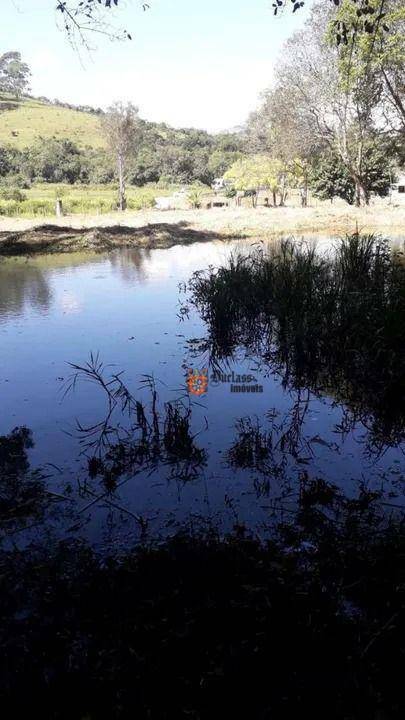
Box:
[0,205,404,255]
[0,222,239,255]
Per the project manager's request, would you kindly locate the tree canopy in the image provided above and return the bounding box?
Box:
[244,0,404,206]
[0,52,31,98]
[55,1,400,45]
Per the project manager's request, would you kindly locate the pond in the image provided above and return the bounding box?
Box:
[1,236,404,548]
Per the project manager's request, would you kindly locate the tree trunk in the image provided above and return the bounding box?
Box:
[117,154,126,211]
[381,69,405,128]
[354,177,367,207]
[300,187,308,207]
[279,174,287,207]
[302,176,308,207]
[272,190,277,207]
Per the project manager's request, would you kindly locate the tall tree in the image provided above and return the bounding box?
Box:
[263,2,387,205]
[224,156,290,206]
[245,84,323,206]
[0,52,31,98]
[333,0,405,135]
[101,102,142,211]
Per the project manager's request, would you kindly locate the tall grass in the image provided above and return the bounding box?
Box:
[188,234,405,450]
[0,183,174,217]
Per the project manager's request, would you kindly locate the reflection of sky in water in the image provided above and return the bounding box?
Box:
[0,238,404,546]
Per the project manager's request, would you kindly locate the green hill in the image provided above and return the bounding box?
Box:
[0,94,106,150]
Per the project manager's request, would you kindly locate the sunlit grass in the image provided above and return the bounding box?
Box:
[0,94,105,150]
[0,182,176,217]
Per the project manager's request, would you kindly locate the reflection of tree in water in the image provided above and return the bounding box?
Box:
[187,234,405,455]
[2,379,403,720]
[0,260,52,317]
[1,461,404,718]
[108,248,151,284]
[0,427,50,535]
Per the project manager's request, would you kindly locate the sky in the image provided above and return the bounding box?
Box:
[2,0,312,132]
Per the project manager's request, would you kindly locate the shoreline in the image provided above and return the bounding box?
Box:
[0,205,404,255]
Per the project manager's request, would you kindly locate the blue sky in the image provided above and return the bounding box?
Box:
[2,0,311,131]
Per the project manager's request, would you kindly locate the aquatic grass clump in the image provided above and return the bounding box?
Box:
[64,354,207,490]
[189,233,405,450]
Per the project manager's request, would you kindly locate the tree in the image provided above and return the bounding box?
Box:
[101,102,142,211]
[22,138,86,184]
[0,52,31,98]
[224,156,290,206]
[333,0,405,135]
[54,1,400,46]
[259,2,390,206]
[207,150,244,180]
[244,1,403,208]
[311,145,394,203]
[245,84,324,207]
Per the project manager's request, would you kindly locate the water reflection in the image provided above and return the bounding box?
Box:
[109,247,151,284]
[187,235,405,457]
[0,249,153,321]
[0,259,51,317]
[0,236,404,546]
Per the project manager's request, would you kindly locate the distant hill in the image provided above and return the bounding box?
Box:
[0,94,106,150]
[0,93,243,187]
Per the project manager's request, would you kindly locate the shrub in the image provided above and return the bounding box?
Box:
[0,187,27,201]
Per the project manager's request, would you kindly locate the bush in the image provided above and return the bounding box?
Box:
[0,172,31,189]
[127,195,156,211]
[0,186,27,201]
[0,198,55,216]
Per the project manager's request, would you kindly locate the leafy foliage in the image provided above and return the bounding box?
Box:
[225,155,295,205]
[0,52,30,98]
[311,146,394,203]
[0,95,243,189]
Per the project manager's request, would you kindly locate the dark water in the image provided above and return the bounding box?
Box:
[1,238,404,547]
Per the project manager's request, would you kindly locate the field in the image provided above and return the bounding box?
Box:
[0,94,105,150]
[0,182,178,217]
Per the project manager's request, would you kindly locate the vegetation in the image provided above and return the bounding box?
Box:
[1,230,404,716]
[0,92,243,205]
[0,52,30,98]
[1,421,404,717]
[244,0,404,206]
[188,233,405,452]
[0,95,106,150]
[311,147,394,204]
[0,182,171,217]
[2,2,403,213]
[225,155,293,206]
[102,102,142,211]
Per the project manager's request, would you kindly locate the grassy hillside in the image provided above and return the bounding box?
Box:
[0,94,105,150]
